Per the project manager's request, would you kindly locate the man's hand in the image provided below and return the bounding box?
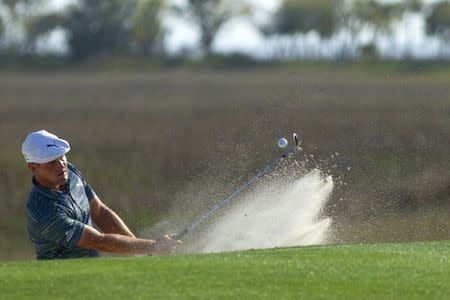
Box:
[152,234,181,255]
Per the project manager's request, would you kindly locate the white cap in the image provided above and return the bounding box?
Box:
[22,130,70,164]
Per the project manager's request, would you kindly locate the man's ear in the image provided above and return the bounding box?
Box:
[27,163,39,172]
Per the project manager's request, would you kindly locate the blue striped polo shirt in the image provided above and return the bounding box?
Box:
[26,162,100,260]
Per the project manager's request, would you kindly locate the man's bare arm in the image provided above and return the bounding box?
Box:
[77,225,180,255]
[89,196,135,237]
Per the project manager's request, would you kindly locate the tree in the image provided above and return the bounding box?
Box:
[63,0,136,60]
[425,0,450,54]
[172,0,250,54]
[268,0,335,37]
[25,11,62,54]
[338,0,415,59]
[0,0,43,54]
[262,0,336,59]
[0,17,4,49]
[406,0,423,12]
[354,0,402,57]
[27,0,166,60]
[131,0,165,56]
[352,0,405,32]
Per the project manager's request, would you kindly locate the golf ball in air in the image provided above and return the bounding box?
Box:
[278,138,288,148]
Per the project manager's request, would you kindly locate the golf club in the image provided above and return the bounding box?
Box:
[171,133,301,240]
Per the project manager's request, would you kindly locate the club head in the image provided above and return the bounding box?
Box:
[293,133,300,148]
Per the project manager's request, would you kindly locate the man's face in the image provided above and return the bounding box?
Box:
[29,156,68,189]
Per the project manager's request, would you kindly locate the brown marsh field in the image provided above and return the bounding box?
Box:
[0,66,449,260]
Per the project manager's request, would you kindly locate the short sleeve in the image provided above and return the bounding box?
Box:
[33,213,85,248]
[67,162,97,201]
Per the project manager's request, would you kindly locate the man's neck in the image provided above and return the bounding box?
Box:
[33,176,65,191]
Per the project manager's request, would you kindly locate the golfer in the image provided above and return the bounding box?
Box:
[22,130,180,260]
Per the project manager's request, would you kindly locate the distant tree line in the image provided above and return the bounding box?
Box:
[0,0,449,61]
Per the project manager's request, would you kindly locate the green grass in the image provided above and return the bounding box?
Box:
[1,241,449,299]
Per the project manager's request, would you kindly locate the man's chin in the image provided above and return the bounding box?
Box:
[56,176,68,185]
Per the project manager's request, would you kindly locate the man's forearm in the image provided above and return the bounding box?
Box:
[90,233,155,254]
[77,226,179,256]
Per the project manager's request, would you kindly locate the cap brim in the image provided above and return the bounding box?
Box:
[25,148,70,164]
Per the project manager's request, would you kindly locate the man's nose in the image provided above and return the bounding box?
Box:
[57,158,66,169]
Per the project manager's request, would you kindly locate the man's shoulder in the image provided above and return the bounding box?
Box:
[67,162,82,177]
[26,190,56,220]
[27,189,49,207]
[67,162,96,201]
